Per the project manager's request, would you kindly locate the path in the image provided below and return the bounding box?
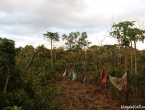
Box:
[53,76,120,110]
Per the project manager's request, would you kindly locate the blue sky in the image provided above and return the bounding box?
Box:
[0,0,145,50]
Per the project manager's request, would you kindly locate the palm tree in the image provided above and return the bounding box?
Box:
[139,31,145,43]
[43,31,59,69]
[110,21,134,72]
[128,28,145,74]
[130,42,133,73]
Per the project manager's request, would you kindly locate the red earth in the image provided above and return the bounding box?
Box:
[53,75,120,110]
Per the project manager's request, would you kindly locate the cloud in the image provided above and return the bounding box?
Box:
[0,0,145,50]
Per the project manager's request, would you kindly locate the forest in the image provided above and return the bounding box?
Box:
[0,21,145,110]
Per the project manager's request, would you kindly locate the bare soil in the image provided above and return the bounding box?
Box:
[53,76,121,110]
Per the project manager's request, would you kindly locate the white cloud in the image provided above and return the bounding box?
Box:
[0,0,145,50]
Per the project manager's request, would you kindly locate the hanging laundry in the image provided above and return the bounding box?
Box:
[72,70,77,81]
[109,73,127,91]
[83,75,85,83]
[68,71,72,77]
[101,66,106,81]
[102,74,108,84]
[63,70,66,76]
[80,74,85,83]
[101,66,107,84]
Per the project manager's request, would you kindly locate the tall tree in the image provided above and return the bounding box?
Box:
[62,32,80,51]
[43,32,59,69]
[0,37,15,93]
[130,42,133,73]
[128,28,145,74]
[62,31,91,51]
[77,32,91,50]
[110,21,134,71]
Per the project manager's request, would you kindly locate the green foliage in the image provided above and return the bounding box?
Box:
[130,73,145,86]
[128,27,145,42]
[0,60,56,110]
[0,37,15,91]
[62,31,92,51]
[0,38,57,110]
[110,21,135,47]
[4,105,23,110]
[43,31,59,42]
[0,37,15,66]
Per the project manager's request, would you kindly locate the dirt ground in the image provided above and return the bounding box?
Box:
[53,75,121,110]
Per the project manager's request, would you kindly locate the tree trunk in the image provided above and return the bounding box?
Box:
[130,42,133,73]
[117,47,120,67]
[125,46,128,72]
[51,38,53,69]
[54,51,56,68]
[3,79,9,94]
[84,50,87,74]
[134,40,137,74]
[3,65,10,94]
[24,49,38,73]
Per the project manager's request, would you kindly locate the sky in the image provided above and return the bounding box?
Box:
[0,0,145,50]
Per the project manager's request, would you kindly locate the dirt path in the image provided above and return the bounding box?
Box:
[53,77,120,110]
